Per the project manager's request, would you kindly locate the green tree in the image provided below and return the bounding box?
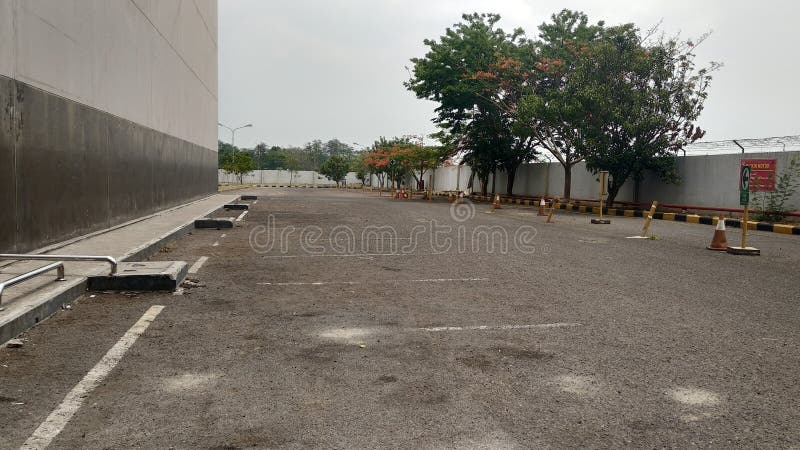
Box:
[319,155,351,186]
[351,153,370,186]
[406,13,533,195]
[486,10,606,198]
[576,25,718,204]
[218,140,237,167]
[221,151,255,184]
[284,150,303,186]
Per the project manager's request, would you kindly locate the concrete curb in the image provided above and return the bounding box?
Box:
[462,194,800,235]
[1,196,236,345]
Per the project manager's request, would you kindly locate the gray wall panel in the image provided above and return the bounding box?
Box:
[0,75,217,253]
[0,77,16,252]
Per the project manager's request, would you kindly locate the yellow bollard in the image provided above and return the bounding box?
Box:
[627,201,658,239]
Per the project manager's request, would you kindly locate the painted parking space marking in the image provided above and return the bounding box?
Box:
[257,277,488,286]
[188,256,209,274]
[212,241,219,247]
[235,210,248,222]
[419,322,581,332]
[319,322,581,343]
[21,305,165,450]
[260,253,409,259]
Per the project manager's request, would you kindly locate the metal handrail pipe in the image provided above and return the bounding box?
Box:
[0,254,118,275]
[0,261,66,304]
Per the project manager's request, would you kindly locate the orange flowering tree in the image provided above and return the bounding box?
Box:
[363,142,448,190]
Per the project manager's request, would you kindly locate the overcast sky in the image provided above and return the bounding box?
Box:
[218,0,799,149]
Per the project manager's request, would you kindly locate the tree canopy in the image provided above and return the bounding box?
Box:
[407,9,718,201]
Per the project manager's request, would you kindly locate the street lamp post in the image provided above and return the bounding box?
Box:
[218,122,253,149]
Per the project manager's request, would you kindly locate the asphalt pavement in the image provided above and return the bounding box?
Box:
[1,188,799,449]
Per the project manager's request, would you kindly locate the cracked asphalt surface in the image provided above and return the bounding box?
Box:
[1,187,799,448]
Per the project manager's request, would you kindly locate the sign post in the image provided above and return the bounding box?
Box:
[389,159,396,199]
[727,164,760,255]
[591,171,611,224]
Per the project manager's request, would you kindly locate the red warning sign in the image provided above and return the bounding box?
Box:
[741,159,776,192]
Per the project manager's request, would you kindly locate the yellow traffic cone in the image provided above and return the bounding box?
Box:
[493,194,502,209]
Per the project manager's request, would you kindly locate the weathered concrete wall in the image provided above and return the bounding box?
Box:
[0,0,218,253]
[426,151,800,210]
[638,152,800,208]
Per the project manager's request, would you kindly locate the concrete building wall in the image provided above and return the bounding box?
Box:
[0,0,218,253]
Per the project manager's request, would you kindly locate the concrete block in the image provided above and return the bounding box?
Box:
[224,204,249,210]
[87,261,188,291]
[241,195,258,200]
[195,217,234,229]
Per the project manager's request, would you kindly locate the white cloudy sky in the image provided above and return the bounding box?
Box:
[218,0,799,149]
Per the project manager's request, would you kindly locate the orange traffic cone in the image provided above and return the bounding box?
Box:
[537,197,546,216]
[707,216,728,251]
[448,193,454,203]
[493,193,502,209]
[457,192,464,204]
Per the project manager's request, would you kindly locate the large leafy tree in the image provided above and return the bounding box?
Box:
[576,25,717,204]
[482,10,606,198]
[406,13,534,196]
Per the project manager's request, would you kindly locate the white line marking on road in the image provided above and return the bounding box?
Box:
[212,241,219,247]
[188,256,209,274]
[21,305,165,450]
[261,281,361,286]
[260,253,407,259]
[220,234,227,238]
[257,278,488,286]
[410,278,487,283]
[419,322,581,332]
[235,210,248,222]
[252,200,258,205]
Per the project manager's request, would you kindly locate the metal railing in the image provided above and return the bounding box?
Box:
[0,262,66,304]
[0,254,118,275]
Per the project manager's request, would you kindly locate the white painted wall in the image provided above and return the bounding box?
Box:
[423,151,800,210]
[219,170,363,186]
[0,0,217,150]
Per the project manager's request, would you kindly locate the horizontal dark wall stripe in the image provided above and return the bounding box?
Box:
[0,75,217,253]
[756,223,773,232]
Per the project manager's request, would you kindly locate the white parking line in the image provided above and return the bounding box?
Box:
[212,241,219,247]
[188,256,209,274]
[260,281,361,286]
[235,211,248,222]
[419,322,581,332]
[257,278,488,286]
[21,305,165,450]
[220,234,227,238]
[252,200,258,205]
[318,322,581,343]
[260,253,407,259]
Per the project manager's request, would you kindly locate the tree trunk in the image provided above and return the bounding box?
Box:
[607,180,623,206]
[563,164,572,199]
[491,169,496,195]
[505,165,517,197]
[479,175,488,196]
